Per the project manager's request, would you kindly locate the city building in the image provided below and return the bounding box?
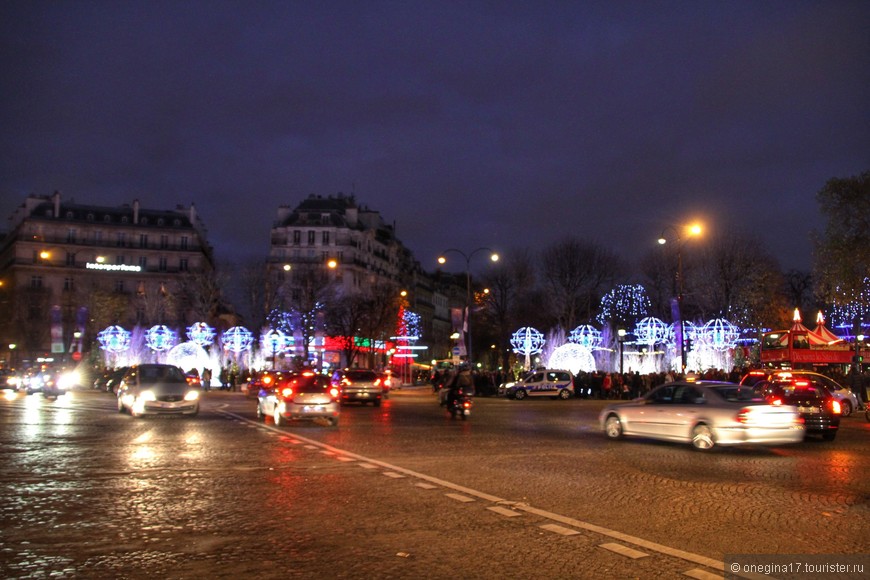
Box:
[0,192,214,367]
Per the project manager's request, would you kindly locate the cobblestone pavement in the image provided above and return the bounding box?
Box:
[1,387,867,579]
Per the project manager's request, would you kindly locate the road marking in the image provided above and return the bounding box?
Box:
[223,411,726,574]
[599,542,648,559]
[541,524,580,536]
[445,493,475,503]
[320,450,335,456]
[487,506,522,518]
[415,483,437,490]
[336,456,355,462]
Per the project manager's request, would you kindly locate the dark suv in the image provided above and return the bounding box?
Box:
[754,379,841,441]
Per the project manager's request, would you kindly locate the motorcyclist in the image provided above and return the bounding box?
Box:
[446,362,474,411]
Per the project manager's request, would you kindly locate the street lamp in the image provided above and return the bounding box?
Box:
[437,248,499,367]
[658,222,703,374]
[617,328,627,375]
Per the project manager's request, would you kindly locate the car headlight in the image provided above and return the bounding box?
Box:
[58,371,80,390]
[139,390,157,402]
[184,391,199,401]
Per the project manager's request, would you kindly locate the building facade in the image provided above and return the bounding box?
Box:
[0,192,214,367]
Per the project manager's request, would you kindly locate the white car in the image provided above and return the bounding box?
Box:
[117,364,200,417]
[501,370,574,400]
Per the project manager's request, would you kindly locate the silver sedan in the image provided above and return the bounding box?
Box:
[599,381,805,450]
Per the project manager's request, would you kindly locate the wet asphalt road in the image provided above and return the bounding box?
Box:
[1,386,868,579]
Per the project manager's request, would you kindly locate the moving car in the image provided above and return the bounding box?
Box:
[242,370,286,399]
[741,370,860,417]
[754,378,841,441]
[335,369,386,406]
[257,371,340,426]
[599,380,805,450]
[116,364,200,417]
[501,370,574,400]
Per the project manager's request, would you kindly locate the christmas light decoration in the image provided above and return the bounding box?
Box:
[260,329,290,356]
[633,317,668,344]
[97,325,131,353]
[221,326,253,353]
[548,343,596,374]
[699,319,740,350]
[186,322,216,347]
[511,327,545,355]
[596,284,651,326]
[145,325,176,352]
[568,325,602,349]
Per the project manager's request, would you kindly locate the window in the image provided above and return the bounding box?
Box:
[116,232,126,247]
[322,231,330,244]
[139,234,148,248]
[179,258,188,271]
[160,235,169,249]
[104,215,112,222]
[307,231,315,245]
[67,229,77,243]
[87,213,94,221]
[66,252,76,266]
[180,236,189,250]
[63,277,74,291]
[115,280,125,292]
[94,231,103,244]
[116,255,125,265]
[31,276,43,289]
[158,256,167,272]
[293,231,301,245]
[138,256,147,269]
[320,213,330,225]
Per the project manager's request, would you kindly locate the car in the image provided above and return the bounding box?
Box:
[754,379,841,441]
[741,370,860,417]
[257,371,340,426]
[501,369,574,400]
[599,380,805,450]
[93,366,130,393]
[335,369,386,406]
[242,370,287,398]
[116,364,201,417]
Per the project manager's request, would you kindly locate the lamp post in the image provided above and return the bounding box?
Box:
[617,328,626,375]
[438,248,499,368]
[658,223,702,374]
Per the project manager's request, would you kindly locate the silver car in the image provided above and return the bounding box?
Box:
[116,364,200,417]
[599,381,804,450]
[257,371,340,427]
[336,369,385,406]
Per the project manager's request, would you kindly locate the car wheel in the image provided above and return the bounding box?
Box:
[604,414,623,439]
[273,408,283,426]
[514,389,527,400]
[558,389,571,400]
[822,431,837,441]
[691,424,715,450]
[117,398,125,413]
[840,400,852,417]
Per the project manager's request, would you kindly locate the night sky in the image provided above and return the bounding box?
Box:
[2,1,868,274]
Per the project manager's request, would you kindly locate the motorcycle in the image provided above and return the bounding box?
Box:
[447,388,473,420]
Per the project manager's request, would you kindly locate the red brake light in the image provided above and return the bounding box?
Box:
[329,387,340,398]
[281,387,294,398]
[770,398,783,406]
[831,400,842,414]
[263,376,273,385]
[374,378,382,386]
[302,371,315,377]
[793,379,810,387]
[736,408,751,423]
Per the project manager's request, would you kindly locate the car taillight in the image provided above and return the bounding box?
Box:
[770,398,783,406]
[736,408,751,424]
[329,387,340,398]
[831,400,842,414]
[793,379,810,388]
[281,387,294,398]
[263,376,272,385]
[374,378,382,386]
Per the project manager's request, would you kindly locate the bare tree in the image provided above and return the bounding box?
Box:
[539,238,624,329]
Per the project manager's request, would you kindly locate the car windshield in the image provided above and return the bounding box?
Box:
[138,365,187,384]
[345,371,377,381]
[290,375,330,393]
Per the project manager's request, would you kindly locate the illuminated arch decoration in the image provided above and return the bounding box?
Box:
[548,343,596,374]
[634,317,668,345]
[699,319,740,350]
[511,327,545,355]
[568,325,602,349]
[97,325,132,353]
[666,321,699,346]
[186,322,216,347]
[145,325,176,352]
[261,329,290,356]
[221,326,253,353]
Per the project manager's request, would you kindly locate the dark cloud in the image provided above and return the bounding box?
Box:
[2,1,868,272]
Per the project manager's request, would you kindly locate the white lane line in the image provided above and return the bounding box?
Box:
[383,471,406,479]
[222,411,726,573]
[415,483,437,490]
[304,445,318,450]
[487,506,522,518]
[599,542,648,559]
[320,450,335,456]
[336,456,355,462]
[541,524,580,536]
[445,493,475,503]
[683,569,723,580]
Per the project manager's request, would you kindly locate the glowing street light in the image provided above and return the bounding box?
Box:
[658,222,703,373]
[437,247,499,367]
